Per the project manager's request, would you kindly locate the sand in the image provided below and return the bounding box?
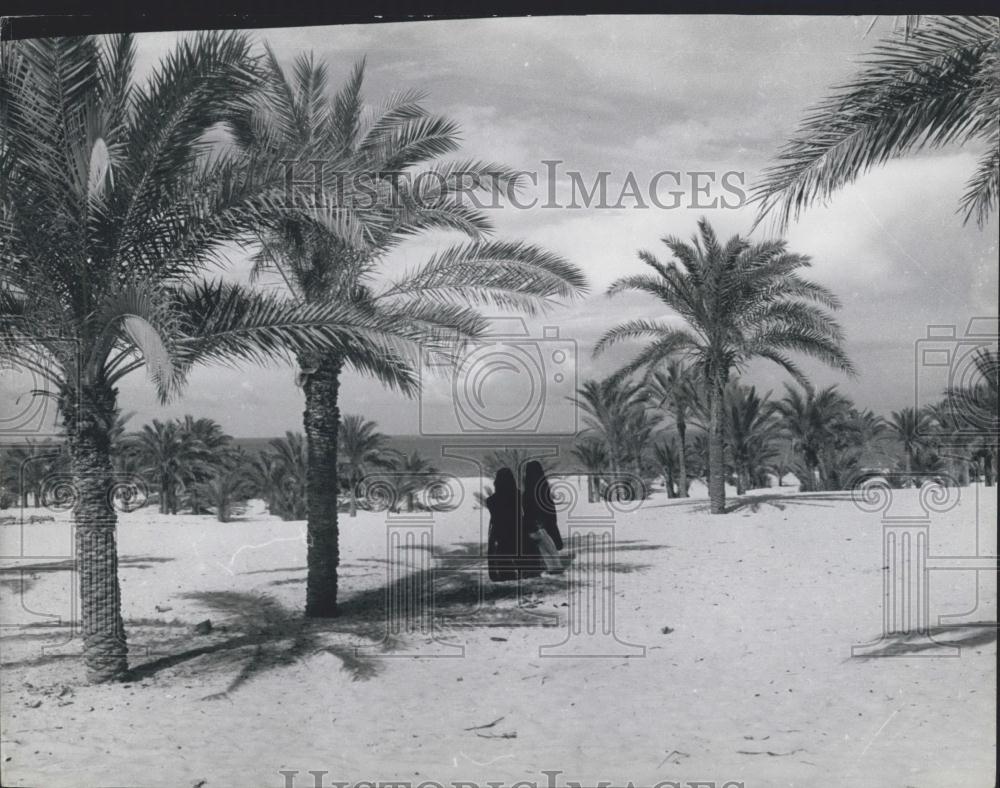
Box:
[1,478,996,787]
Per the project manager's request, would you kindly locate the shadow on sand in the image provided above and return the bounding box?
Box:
[852,622,998,659]
[2,537,657,695]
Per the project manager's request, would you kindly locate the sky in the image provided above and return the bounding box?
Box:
[3,16,998,438]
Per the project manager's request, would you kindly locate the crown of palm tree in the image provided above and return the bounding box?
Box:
[753,16,999,230]
[595,217,855,386]
[233,53,588,393]
[0,34,437,405]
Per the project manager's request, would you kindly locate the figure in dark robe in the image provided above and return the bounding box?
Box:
[486,467,543,581]
[522,461,563,547]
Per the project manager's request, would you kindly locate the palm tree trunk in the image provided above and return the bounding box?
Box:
[349,479,358,518]
[301,354,343,617]
[64,381,129,683]
[708,374,727,514]
[677,419,688,497]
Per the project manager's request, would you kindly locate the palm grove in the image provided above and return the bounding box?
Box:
[1,18,997,683]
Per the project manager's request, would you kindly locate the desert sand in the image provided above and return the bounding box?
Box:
[1,478,996,787]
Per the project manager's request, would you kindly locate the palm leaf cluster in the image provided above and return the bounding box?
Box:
[754,16,999,229]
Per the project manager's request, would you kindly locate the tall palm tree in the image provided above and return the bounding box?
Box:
[0,34,421,682]
[644,360,696,497]
[775,383,854,491]
[888,406,934,475]
[754,16,999,230]
[595,218,854,513]
[234,53,587,617]
[337,414,398,517]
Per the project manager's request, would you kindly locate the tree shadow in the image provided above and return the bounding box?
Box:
[127,591,390,696]
[2,537,656,691]
[719,492,854,514]
[852,622,998,658]
[0,556,175,573]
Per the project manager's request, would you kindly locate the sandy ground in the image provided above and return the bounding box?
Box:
[0,478,996,788]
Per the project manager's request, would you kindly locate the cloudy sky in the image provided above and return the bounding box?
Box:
[5,16,998,437]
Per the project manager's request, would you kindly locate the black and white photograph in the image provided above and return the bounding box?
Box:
[1,8,997,787]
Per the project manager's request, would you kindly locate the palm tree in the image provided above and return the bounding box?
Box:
[178,416,232,514]
[387,450,439,512]
[234,53,588,617]
[194,447,256,523]
[337,415,398,517]
[1,34,421,682]
[570,378,647,499]
[651,437,683,498]
[570,437,608,503]
[888,406,934,475]
[754,16,999,230]
[775,383,854,491]
[126,420,210,514]
[595,218,854,513]
[724,382,779,496]
[644,361,696,496]
[0,440,66,508]
[946,347,999,485]
[258,432,309,520]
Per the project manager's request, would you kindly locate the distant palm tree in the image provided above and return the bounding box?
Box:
[888,407,934,475]
[570,378,646,499]
[1,34,424,682]
[338,415,398,517]
[651,437,684,498]
[0,440,66,508]
[387,450,439,512]
[644,361,696,497]
[126,420,211,514]
[776,384,854,491]
[235,52,588,617]
[194,448,256,522]
[596,218,854,513]
[724,382,779,495]
[570,437,608,503]
[754,16,999,229]
[177,416,233,514]
[258,432,309,521]
[946,347,999,485]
